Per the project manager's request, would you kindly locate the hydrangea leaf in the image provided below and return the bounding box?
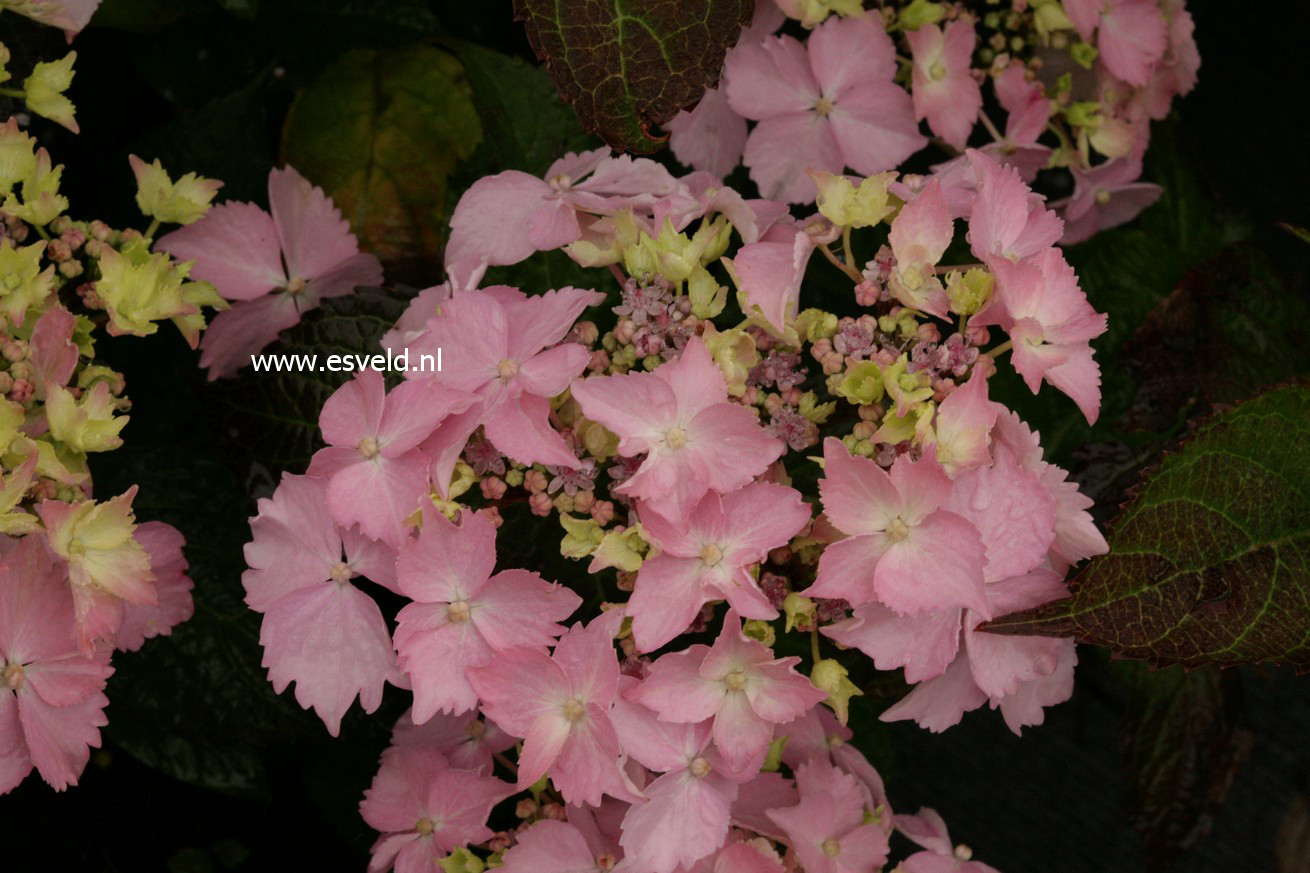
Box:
[513,0,752,153]
[282,45,482,281]
[1120,663,1252,871]
[984,382,1310,669]
[456,42,598,176]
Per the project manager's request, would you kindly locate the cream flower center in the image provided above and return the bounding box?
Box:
[664,427,688,449]
[497,358,519,380]
[814,97,835,117]
[357,436,380,459]
[689,756,712,778]
[328,561,352,583]
[699,543,723,567]
[1095,188,1112,205]
[466,718,486,739]
[286,276,307,295]
[885,517,910,542]
[3,663,24,691]
[822,838,842,857]
[929,61,948,81]
[415,816,435,835]
[562,697,586,721]
[724,670,747,692]
[447,599,471,622]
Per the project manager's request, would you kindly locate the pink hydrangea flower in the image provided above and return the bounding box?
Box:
[887,178,953,318]
[1058,155,1162,245]
[410,285,602,490]
[896,807,1001,873]
[1065,0,1168,87]
[907,20,982,150]
[393,506,581,720]
[306,370,475,548]
[975,248,1108,423]
[360,746,512,873]
[0,536,112,795]
[242,474,400,736]
[444,149,694,285]
[629,611,825,773]
[157,166,383,379]
[966,150,1064,264]
[116,521,194,653]
[726,222,816,334]
[611,685,746,873]
[724,16,925,203]
[629,482,811,653]
[466,610,638,807]
[805,438,990,616]
[570,337,784,519]
[387,707,515,775]
[766,758,890,873]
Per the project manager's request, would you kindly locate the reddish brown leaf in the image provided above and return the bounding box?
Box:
[983,382,1310,670]
[513,0,752,153]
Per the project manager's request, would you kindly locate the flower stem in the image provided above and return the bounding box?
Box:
[494,751,519,776]
[0,88,25,99]
[978,112,1005,144]
[810,628,822,664]
[144,218,161,241]
[841,225,856,274]
[986,339,1013,359]
[819,243,863,283]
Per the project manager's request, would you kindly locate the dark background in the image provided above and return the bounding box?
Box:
[3,1,1309,871]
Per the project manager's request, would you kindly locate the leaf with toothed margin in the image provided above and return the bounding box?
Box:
[513,0,752,153]
[982,382,1310,670]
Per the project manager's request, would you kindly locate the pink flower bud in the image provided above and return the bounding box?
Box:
[528,492,553,516]
[965,324,991,346]
[523,469,548,494]
[479,477,507,500]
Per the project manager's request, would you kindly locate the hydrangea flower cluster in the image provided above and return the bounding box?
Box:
[206,1,1192,869]
[1,9,216,795]
[668,0,1197,243]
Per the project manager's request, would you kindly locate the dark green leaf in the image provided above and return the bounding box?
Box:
[512,0,752,153]
[1120,664,1252,871]
[984,382,1310,670]
[210,287,412,469]
[282,45,482,282]
[456,42,597,176]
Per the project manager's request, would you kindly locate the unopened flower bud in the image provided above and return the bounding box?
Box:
[811,658,862,725]
[784,592,817,632]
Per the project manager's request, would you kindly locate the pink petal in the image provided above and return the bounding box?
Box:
[157,201,283,301]
[620,769,736,873]
[743,112,843,203]
[198,293,302,380]
[611,690,711,773]
[723,34,818,120]
[396,507,496,603]
[712,690,774,773]
[629,646,723,724]
[828,80,926,177]
[326,450,430,548]
[320,369,386,447]
[880,655,987,733]
[0,691,33,795]
[15,685,107,791]
[472,569,582,652]
[1098,0,1168,87]
[502,286,604,363]
[483,393,579,468]
[874,513,990,617]
[445,172,558,274]
[466,647,569,737]
[259,580,395,736]
[117,521,194,652]
[729,224,815,333]
[805,534,887,606]
[394,601,492,718]
[818,436,901,536]
[667,87,748,178]
[942,447,1056,582]
[686,403,784,496]
[822,604,962,683]
[808,16,897,94]
[628,555,710,654]
[570,370,678,455]
[267,165,360,281]
[243,474,341,611]
[499,821,602,873]
[744,659,826,724]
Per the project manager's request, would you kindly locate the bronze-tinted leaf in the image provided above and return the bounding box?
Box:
[984,382,1310,670]
[513,0,752,153]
